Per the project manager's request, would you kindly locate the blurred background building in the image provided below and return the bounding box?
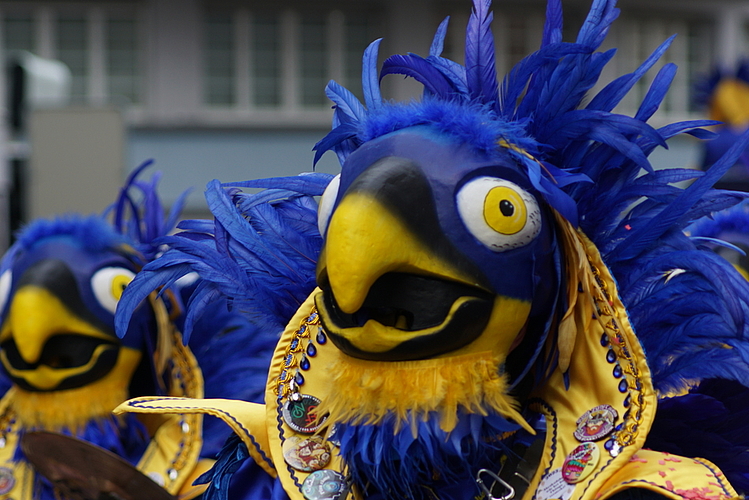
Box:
[1,0,748,250]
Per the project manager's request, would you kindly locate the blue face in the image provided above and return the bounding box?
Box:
[315,127,561,364]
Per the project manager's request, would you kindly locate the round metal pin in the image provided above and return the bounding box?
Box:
[301,470,349,500]
[574,404,618,442]
[282,435,331,472]
[0,467,14,495]
[283,394,327,434]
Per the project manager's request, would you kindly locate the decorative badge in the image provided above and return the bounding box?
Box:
[301,470,349,500]
[574,404,618,442]
[0,467,15,495]
[283,394,327,434]
[536,468,575,500]
[562,443,600,484]
[282,435,332,472]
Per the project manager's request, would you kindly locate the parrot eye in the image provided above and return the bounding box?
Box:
[0,270,11,313]
[91,267,136,314]
[457,176,542,251]
[317,174,341,237]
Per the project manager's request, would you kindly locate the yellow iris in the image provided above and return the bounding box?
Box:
[110,274,132,301]
[483,186,527,235]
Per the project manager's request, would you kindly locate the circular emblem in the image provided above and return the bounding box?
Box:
[562,443,600,484]
[574,404,617,442]
[301,470,349,500]
[282,435,332,472]
[0,467,15,494]
[283,394,327,434]
[536,468,575,500]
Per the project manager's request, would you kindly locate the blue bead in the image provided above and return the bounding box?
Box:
[623,394,631,407]
[618,379,628,393]
[295,371,305,385]
[316,330,327,344]
[600,333,610,347]
[604,439,614,451]
[613,364,623,378]
[300,356,311,371]
[285,354,293,366]
[606,349,616,364]
[307,343,317,357]
[290,339,299,350]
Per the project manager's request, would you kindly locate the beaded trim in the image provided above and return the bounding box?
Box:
[275,311,323,400]
[589,262,645,458]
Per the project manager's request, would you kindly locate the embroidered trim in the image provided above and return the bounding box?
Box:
[588,263,645,456]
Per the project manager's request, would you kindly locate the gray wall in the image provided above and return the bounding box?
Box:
[29,107,124,220]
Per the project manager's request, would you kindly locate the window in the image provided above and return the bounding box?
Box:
[203,7,383,110]
[107,17,140,104]
[204,13,235,105]
[57,15,88,101]
[0,5,143,105]
[253,14,281,107]
[299,13,327,107]
[3,13,35,53]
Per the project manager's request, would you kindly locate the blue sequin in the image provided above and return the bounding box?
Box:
[285,354,293,366]
[300,356,311,371]
[606,349,616,364]
[290,339,299,350]
[307,343,317,357]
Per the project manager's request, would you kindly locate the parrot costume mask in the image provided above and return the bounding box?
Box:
[115,1,749,500]
[316,126,561,365]
[0,224,144,394]
[0,162,279,500]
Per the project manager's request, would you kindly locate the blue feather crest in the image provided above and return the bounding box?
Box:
[104,159,191,263]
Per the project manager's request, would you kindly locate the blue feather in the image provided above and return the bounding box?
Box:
[465,0,498,107]
[430,17,450,57]
[541,0,563,47]
[381,54,458,98]
[363,39,383,110]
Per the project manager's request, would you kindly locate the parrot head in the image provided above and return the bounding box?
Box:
[316,124,562,380]
[0,162,183,429]
[0,218,157,405]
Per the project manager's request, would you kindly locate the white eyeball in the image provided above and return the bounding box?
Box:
[456,176,542,251]
[0,270,12,313]
[317,174,341,236]
[91,267,136,314]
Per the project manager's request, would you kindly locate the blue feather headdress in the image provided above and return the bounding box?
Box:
[311,0,749,393]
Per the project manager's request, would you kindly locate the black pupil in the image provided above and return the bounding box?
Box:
[500,200,515,217]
